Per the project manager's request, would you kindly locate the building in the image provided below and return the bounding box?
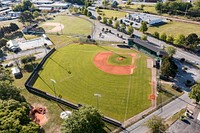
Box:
[11,67,22,78]
[128,38,167,58]
[34,2,71,11]
[122,13,164,28]
[7,40,20,52]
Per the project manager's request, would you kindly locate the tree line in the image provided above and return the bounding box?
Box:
[155,0,200,18]
[0,66,40,132]
[152,32,200,51]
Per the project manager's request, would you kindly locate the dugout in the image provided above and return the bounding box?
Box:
[128,38,167,58]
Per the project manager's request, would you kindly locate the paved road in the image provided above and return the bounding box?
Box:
[121,92,193,133]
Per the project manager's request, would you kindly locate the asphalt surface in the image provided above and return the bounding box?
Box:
[121,93,193,133]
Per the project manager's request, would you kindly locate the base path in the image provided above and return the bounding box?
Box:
[93,52,137,75]
[42,22,64,33]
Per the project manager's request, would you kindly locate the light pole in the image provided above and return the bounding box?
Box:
[50,79,57,97]
[94,93,101,109]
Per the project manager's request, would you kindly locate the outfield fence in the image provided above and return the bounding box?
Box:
[25,47,122,128]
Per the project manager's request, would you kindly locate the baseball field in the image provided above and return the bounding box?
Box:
[33,44,152,121]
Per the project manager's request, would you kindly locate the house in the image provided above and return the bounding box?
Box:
[11,67,22,78]
[128,38,167,58]
[7,40,20,52]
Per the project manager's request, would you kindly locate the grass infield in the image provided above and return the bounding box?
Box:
[33,44,152,121]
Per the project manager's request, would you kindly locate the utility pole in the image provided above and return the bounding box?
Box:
[94,93,101,109]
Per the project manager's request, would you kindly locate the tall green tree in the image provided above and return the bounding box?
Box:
[161,55,178,79]
[165,46,176,57]
[153,31,159,39]
[102,17,107,24]
[166,35,174,43]
[189,84,200,103]
[174,34,185,46]
[33,11,40,19]
[108,19,113,25]
[146,115,165,133]
[19,11,34,25]
[160,33,167,41]
[61,106,105,133]
[126,25,134,35]
[113,21,119,29]
[139,21,148,33]
[155,2,163,13]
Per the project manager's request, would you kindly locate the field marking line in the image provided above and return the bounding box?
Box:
[123,74,132,127]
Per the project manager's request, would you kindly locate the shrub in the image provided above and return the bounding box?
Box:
[21,56,36,64]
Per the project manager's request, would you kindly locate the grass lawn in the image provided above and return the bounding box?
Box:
[33,44,152,121]
[148,21,200,37]
[100,9,127,19]
[157,83,183,105]
[119,4,157,14]
[40,15,93,36]
[108,53,132,66]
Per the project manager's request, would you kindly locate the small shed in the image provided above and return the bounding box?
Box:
[11,67,22,78]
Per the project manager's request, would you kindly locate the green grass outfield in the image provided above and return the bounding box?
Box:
[33,44,152,121]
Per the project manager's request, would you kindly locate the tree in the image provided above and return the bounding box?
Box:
[189,84,200,103]
[174,34,185,46]
[141,34,147,40]
[185,33,199,48]
[114,21,119,29]
[160,33,167,41]
[108,19,113,25]
[61,106,105,133]
[161,55,178,79]
[166,35,174,43]
[0,38,8,48]
[33,11,40,18]
[83,8,88,15]
[127,0,132,5]
[97,16,102,21]
[9,23,19,32]
[153,31,159,39]
[0,99,39,132]
[126,25,134,35]
[139,21,148,33]
[102,0,109,6]
[120,23,126,32]
[165,46,176,57]
[155,2,163,13]
[102,17,107,24]
[146,115,165,133]
[87,11,92,17]
[19,11,34,25]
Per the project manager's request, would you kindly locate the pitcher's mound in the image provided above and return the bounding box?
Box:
[93,52,137,75]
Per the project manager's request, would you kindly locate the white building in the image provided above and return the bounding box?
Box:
[126,13,163,25]
[34,2,71,11]
[11,67,22,78]
[7,40,20,52]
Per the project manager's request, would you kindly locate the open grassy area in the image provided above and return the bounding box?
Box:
[148,21,200,37]
[33,44,152,121]
[119,4,157,14]
[108,53,132,66]
[40,15,93,36]
[157,83,183,105]
[100,9,127,19]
